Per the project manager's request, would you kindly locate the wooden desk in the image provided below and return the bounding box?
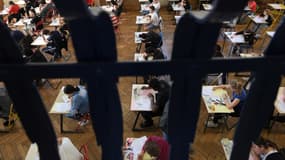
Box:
[31,36,49,46]
[123,136,147,160]
[139,0,149,3]
[25,137,83,160]
[268,3,285,10]
[136,16,150,31]
[134,53,146,62]
[135,32,147,52]
[202,4,212,11]
[0,8,8,15]
[131,84,156,131]
[202,86,233,132]
[223,32,246,57]
[221,138,233,160]
[266,31,275,38]
[50,87,78,133]
[246,15,268,32]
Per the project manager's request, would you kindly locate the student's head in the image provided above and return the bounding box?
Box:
[63,85,80,97]
[149,6,155,12]
[9,1,15,5]
[140,141,160,160]
[149,78,160,91]
[252,137,278,155]
[229,80,242,94]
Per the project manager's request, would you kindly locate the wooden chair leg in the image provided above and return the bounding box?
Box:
[132,112,141,131]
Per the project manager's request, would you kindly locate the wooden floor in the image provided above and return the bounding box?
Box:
[1,7,285,160]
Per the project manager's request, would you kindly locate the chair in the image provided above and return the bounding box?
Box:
[132,111,162,131]
[79,144,89,160]
[0,104,18,132]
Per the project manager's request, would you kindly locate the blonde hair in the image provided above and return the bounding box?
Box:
[230,79,243,94]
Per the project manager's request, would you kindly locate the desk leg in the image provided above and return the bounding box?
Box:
[132,112,141,131]
[203,114,211,133]
[137,24,142,32]
[136,43,142,53]
[60,114,83,133]
[60,114,64,133]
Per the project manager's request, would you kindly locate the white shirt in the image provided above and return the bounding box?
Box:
[149,12,159,26]
[152,1,160,12]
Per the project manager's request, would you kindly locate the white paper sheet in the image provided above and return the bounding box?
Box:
[51,103,70,113]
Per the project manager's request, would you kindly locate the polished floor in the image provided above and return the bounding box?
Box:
[0,6,285,160]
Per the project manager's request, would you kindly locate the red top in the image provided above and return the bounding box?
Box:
[143,136,170,160]
[86,0,94,6]
[248,1,257,12]
[8,4,20,14]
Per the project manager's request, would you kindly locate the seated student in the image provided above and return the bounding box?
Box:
[250,137,285,160]
[151,0,160,14]
[10,29,25,44]
[140,28,162,49]
[144,6,159,31]
[138,136,169,160]
[206,79,247,127]
[140,78,170,128]
[30,9,44,32]
[39,0,57,21]
[7,1,20,23]
[63,83,89,126]
[111,0,123,16]
[178,0,191,14]
[260,9,273,27]
[42,29,64,58]
[144,46,164,60]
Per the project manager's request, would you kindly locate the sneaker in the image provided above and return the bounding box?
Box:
[78,120,89,127]
[205,120,218,128]
[140,120,153,128]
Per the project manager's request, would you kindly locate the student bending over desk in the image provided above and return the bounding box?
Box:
[140,78,170,128]
[207,79,247,127]
[63,82,90,126]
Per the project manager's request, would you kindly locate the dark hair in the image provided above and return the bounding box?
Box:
[149,6,155,11]
[9,1,15,5]
[63,85,80,94]
[254,137,279,150]
[143,141,160,158]
[149,78,160,91]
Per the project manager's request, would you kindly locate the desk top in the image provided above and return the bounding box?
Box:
[134,53,146,62]
[202,86,234,113]
[50,87,71,114]
[135,32,147,43]
[15,0,26,5]
[248,15,268,24]
[202,4,212,10]
[268,3,285,10]
[274,87,285,114]
[49,18,61,27]
[25,137,83,160]
[31,36,49,46]
[140,4,150,11]
[266,31,275,38]
[139,0,149,3]
[172,4,184,11]
[0,9,8,15]
[221,138,233,160]
[224,32,245,44]
[240,53,263,58]
[136,16,150,25]
[130,84,156,111]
